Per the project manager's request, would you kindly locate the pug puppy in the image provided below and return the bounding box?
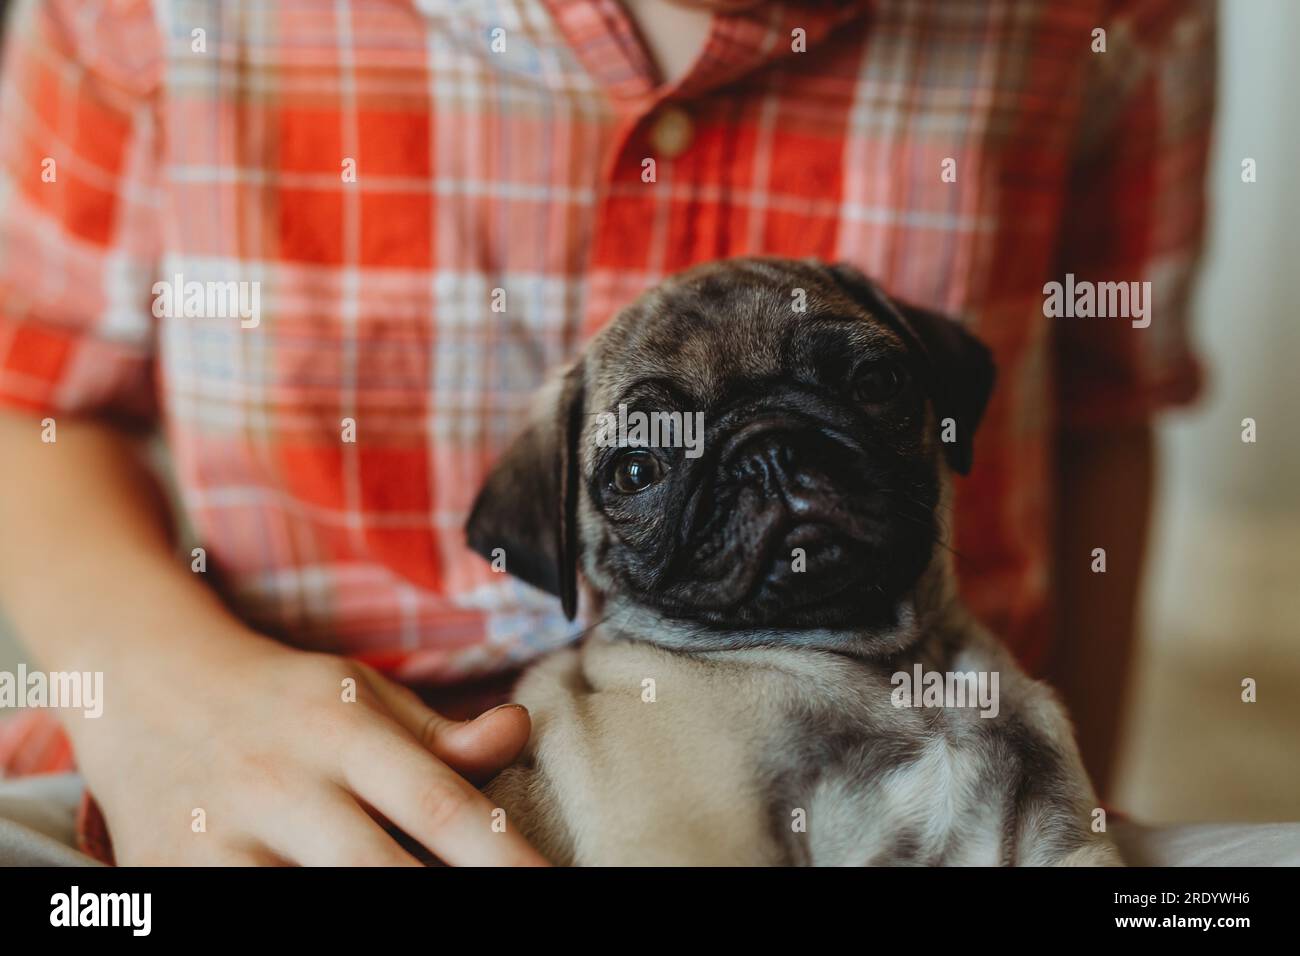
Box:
[467,258,1119,866]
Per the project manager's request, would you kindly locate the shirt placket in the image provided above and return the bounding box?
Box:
[545,0,872,340]
[545,2,762,336]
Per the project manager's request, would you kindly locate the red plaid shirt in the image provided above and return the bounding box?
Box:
[0,0,1212,776]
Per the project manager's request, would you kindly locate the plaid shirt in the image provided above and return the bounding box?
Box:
[0,0,1212,717]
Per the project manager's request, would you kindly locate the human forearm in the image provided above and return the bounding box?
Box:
[0,408,545,865]
[0,409,268,697]
[1048,422,1154,798]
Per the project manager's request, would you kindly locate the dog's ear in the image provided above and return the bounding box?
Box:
[827,263,995,475]
[465,363,585,619]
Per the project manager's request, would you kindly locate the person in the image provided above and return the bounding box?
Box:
[0,0,1214,864]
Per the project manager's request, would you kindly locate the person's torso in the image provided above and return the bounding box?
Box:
[147,0,1102,681]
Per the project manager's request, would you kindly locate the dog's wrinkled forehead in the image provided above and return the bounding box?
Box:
[585,260,908,407]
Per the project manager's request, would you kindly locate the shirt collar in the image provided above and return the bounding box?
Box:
[543,0,874,107]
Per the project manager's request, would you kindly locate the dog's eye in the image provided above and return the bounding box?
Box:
[851,360,907,405]
[610,450,664,495]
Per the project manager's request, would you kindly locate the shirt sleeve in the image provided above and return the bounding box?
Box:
[0,0,163,427]
[1052,0,1216,428]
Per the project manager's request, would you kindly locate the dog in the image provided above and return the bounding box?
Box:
[467,258,1120,866]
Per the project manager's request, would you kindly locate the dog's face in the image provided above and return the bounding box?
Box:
[467,259,994,633]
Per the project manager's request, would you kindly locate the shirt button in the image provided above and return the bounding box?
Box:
[648,105,694,159]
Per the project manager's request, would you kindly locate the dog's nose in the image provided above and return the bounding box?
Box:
[725,430,798,487]
[719,418,861,516]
